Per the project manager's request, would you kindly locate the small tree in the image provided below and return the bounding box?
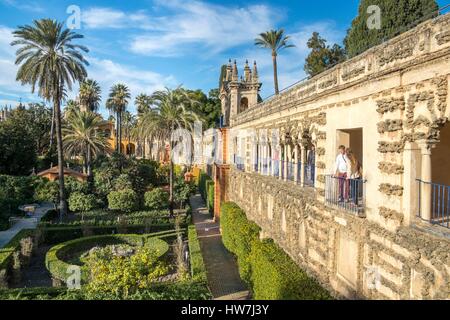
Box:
[68,192,97,219]
[304,32,346,77]
[34,179,59,205]
[144,188,169,210]
[108,189,138,213]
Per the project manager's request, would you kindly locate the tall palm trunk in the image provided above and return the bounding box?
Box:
[118,111,122,154]
[49,105,55,152]
[272,51,279,95]
[54,93,67,220]
[169,126,174,217]
[87,147,92,176]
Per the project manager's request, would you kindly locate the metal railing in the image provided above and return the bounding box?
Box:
[417,180,450,229]
[325,175,366,215]
[235,156,245,172]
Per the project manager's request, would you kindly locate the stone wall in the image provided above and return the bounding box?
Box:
[225,169,450,299]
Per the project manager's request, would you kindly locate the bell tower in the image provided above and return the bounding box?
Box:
[220,59,261,127]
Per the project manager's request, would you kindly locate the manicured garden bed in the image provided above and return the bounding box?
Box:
[45,234,170,284]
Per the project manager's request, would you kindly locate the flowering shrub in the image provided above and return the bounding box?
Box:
[84,246,168,299]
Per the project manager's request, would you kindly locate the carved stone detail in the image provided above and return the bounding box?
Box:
[376,97,406,114]
[379,207,404,223]
[377,119,403,133]
[378,141,405,153]
[379,184,404,196]
[378,162,404,175]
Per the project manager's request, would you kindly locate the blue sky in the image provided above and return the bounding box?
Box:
[0,0,448,116]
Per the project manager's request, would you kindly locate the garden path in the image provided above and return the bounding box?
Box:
[0,203,54,248]
[190,194,250,300]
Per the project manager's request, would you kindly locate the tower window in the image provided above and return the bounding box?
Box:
[240,97,249,113]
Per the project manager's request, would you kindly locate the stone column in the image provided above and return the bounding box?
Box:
[279,144,283,180]
[420,146,432,222]
[294,143,299,184]
[300,146,307,187]
[403,142,421,226]
[284,144,289,181]
[258,143,262,173]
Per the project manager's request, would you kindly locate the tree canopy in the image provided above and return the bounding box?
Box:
[344,0,439,58]
[304,32,346,77]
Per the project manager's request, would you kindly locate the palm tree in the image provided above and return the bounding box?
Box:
[63,110,111,176]
[255,29,295,95]
[135,93,152,115]
[122,111,136,156]
[140,87,200,216]
[64,100,80,119]
[11,19,89,218]
[106,84,130,153]
[79,79,101,113]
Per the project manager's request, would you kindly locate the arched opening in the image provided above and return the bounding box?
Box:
[240,97,249,113]
[127,143,136,156]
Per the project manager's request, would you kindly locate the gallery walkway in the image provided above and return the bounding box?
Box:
[190,194,250,300]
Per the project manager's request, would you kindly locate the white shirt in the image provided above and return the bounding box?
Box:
[335,154,349,174]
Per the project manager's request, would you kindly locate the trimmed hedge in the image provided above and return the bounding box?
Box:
[198,171,214,215]
[37,223,181,245]
[220,202,260,285]
[220,202,332,300]
[187,225,208,284]
[250,239,332,300]
[45,234,170,284]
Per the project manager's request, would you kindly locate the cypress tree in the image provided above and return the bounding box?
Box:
[344,0,439,58]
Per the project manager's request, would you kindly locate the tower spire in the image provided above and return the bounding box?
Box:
[252,61,259,83]
[244,59,251,82]
[232,60,238,81]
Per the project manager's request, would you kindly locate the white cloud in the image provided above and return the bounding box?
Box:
[1,0,44,12]
[81,1,282,57]
[0,25,177,115]
[0,26,42,104]
[83,57,177,115]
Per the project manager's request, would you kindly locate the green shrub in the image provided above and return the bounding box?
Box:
[0,175,35,224]
[187,225,208,283]
[64,177,88,196]
[144,188,169,210]
[250,239,332,300]
[198,171,212,201]
[33,178,59,204]
[113,174,134,191]
[207,182,214,214]
[107,189,138,213]
[68,192,97,213]
[40,209,58,223]
[220,202,260,284]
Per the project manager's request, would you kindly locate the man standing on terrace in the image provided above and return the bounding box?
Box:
[334,145,350,202]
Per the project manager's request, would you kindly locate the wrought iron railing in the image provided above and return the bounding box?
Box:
[417,179,450,229]
[325,175,366,215]
[235,156,245,172]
